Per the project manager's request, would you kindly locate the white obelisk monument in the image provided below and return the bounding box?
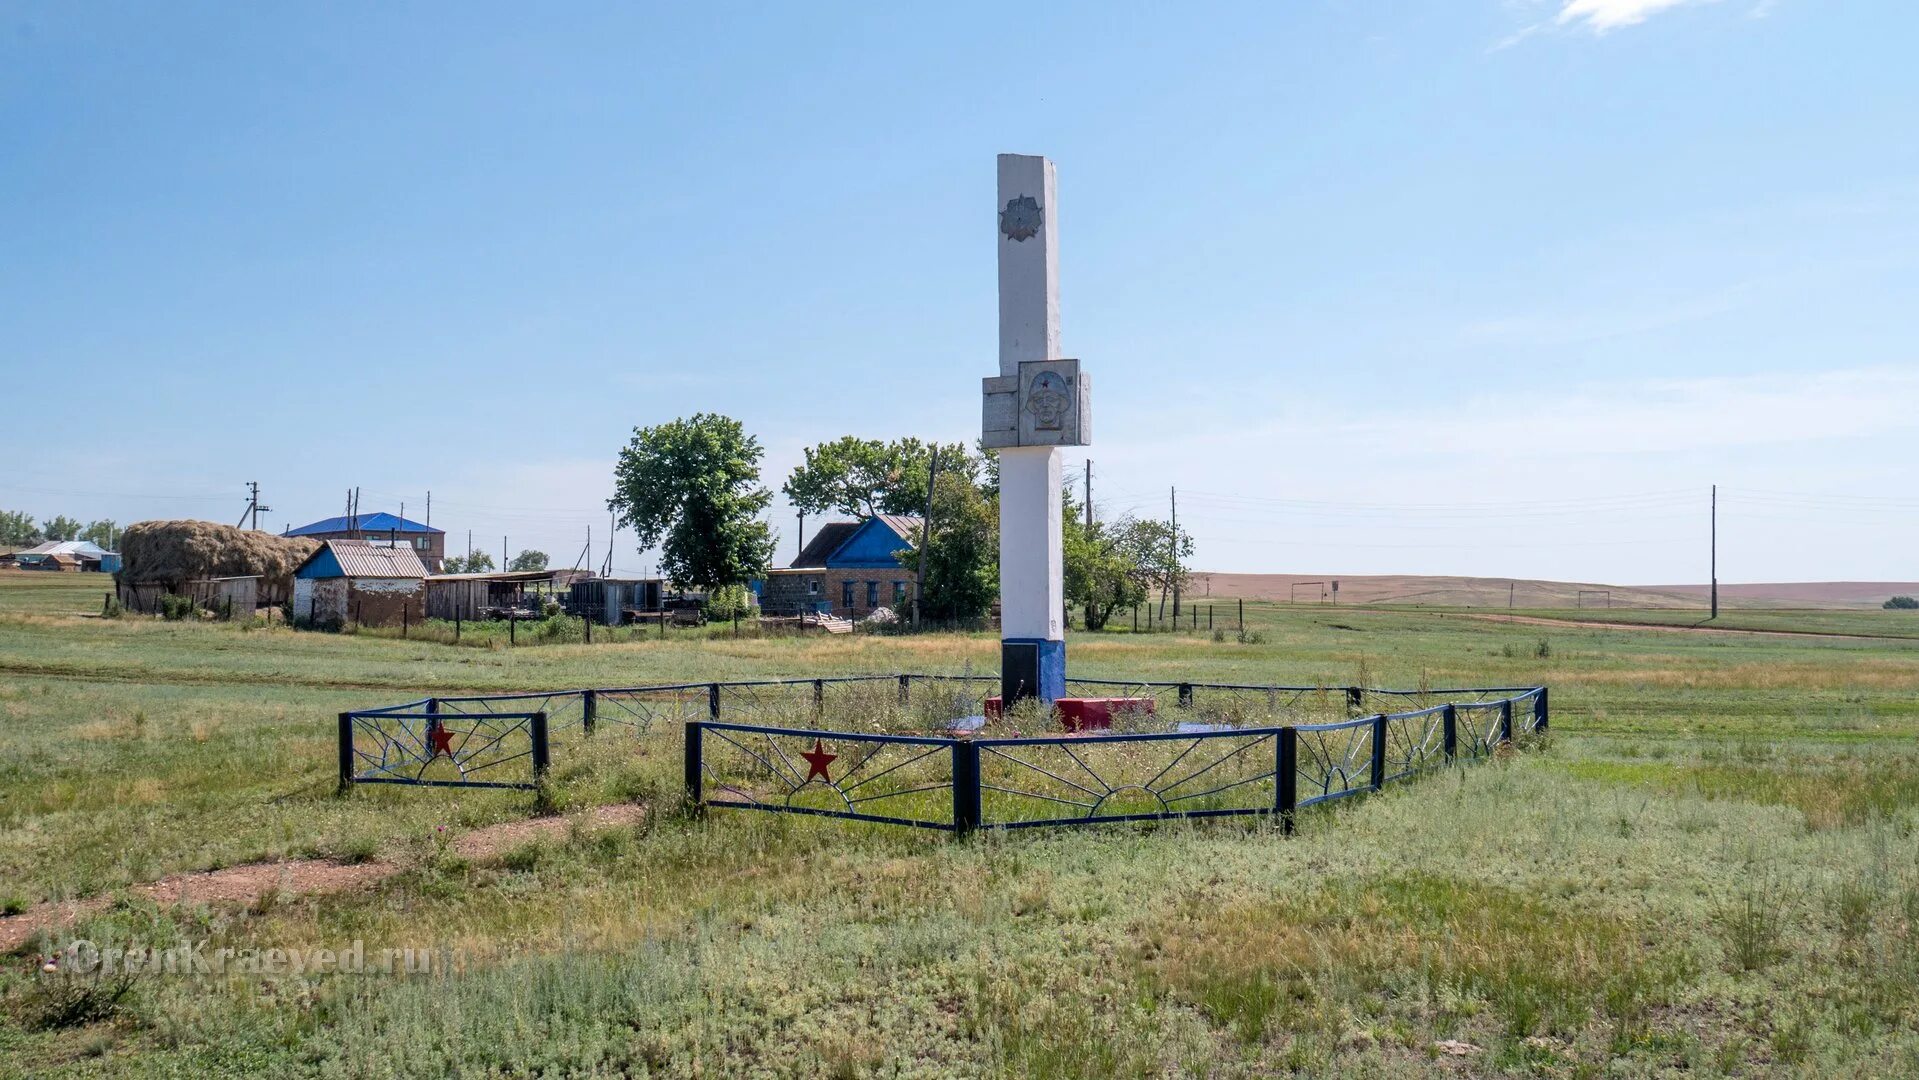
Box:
[983,153,1089,703]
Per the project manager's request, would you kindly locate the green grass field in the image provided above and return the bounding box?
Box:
[3,571,1919,1076]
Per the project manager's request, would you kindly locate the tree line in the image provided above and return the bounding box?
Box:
[442,549,550,575]
[605,414,1192,627]
[0,511,119,550]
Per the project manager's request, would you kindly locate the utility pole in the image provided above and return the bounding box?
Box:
[1159,485,1174,621]
[425,491,431,529]
[914,446,940,627]
[466,530,472,563]
[237,481,271,531]
[1084,460,1092,531]
[1710,484,1718,620]
[502,536,507,571]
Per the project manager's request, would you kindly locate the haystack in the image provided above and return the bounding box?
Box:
[117,520,317,596]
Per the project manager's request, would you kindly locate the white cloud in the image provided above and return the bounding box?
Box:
[1554,0,1716,33]
[1495,0,1748,47]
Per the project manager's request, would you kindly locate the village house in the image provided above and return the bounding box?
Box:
[292,539,428,627]
[756,514,920,619]
[284,512,445,572]
[6,540,120,573]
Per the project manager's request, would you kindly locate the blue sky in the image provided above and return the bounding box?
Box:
[3,0,1915,583]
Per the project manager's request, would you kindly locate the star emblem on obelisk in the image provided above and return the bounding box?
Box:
[1000,194,1042,242]
[800,739,837,783]
[426,723,456,759]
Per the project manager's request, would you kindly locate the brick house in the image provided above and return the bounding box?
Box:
[284,512,445,573]
[756,515,921,619]
[292,539,429,628]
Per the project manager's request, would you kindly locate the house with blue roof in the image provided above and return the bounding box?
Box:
[285,512,445,572]
[755,514,922,619]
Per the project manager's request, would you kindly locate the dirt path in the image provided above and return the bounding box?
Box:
[0,803,648,954]
[1453,612,1915,643]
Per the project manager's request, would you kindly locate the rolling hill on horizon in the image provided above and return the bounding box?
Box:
[1192,574,1919,610]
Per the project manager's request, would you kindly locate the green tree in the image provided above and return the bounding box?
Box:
[610,413,775,591]
[81,520,118,549]
[902,465,998,621]
[0,510,42,546]
[783,436,998,622]
[1063,498,1146,631]
[507,549,549,572]
[1112,516,1193,620]
[40,515,83,542]
[705,583,758,620]
[974,440,999,500]
[1886,595,1919,610]
[782,436,972,520]
[782,437,898,519]
[443,551,495,574]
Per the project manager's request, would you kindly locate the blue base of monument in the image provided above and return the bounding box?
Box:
[1001,638,1066,705]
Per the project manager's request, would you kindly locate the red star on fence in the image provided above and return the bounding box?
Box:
[426,723,456,759]
[801,739,837,783]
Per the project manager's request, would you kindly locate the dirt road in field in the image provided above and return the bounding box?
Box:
[0,803,649,954]
[1451,611,1917,643]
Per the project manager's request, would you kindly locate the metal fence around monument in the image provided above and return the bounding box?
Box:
[339,676,1546,835]
[689,685,1544,833]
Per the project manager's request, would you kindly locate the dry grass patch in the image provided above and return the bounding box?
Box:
[1553,753,1919,831]
[1141,872,1693,1060]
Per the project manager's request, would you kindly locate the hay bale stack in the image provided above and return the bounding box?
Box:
[117,520,317,597]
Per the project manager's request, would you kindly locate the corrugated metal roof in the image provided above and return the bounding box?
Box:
[15,540,112,558]
[312,539,429,578]
[789,516,923,568]
[285,512,442,537]
[425,570,561,583]
[791,522,859,568]
[874,514,923,545]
